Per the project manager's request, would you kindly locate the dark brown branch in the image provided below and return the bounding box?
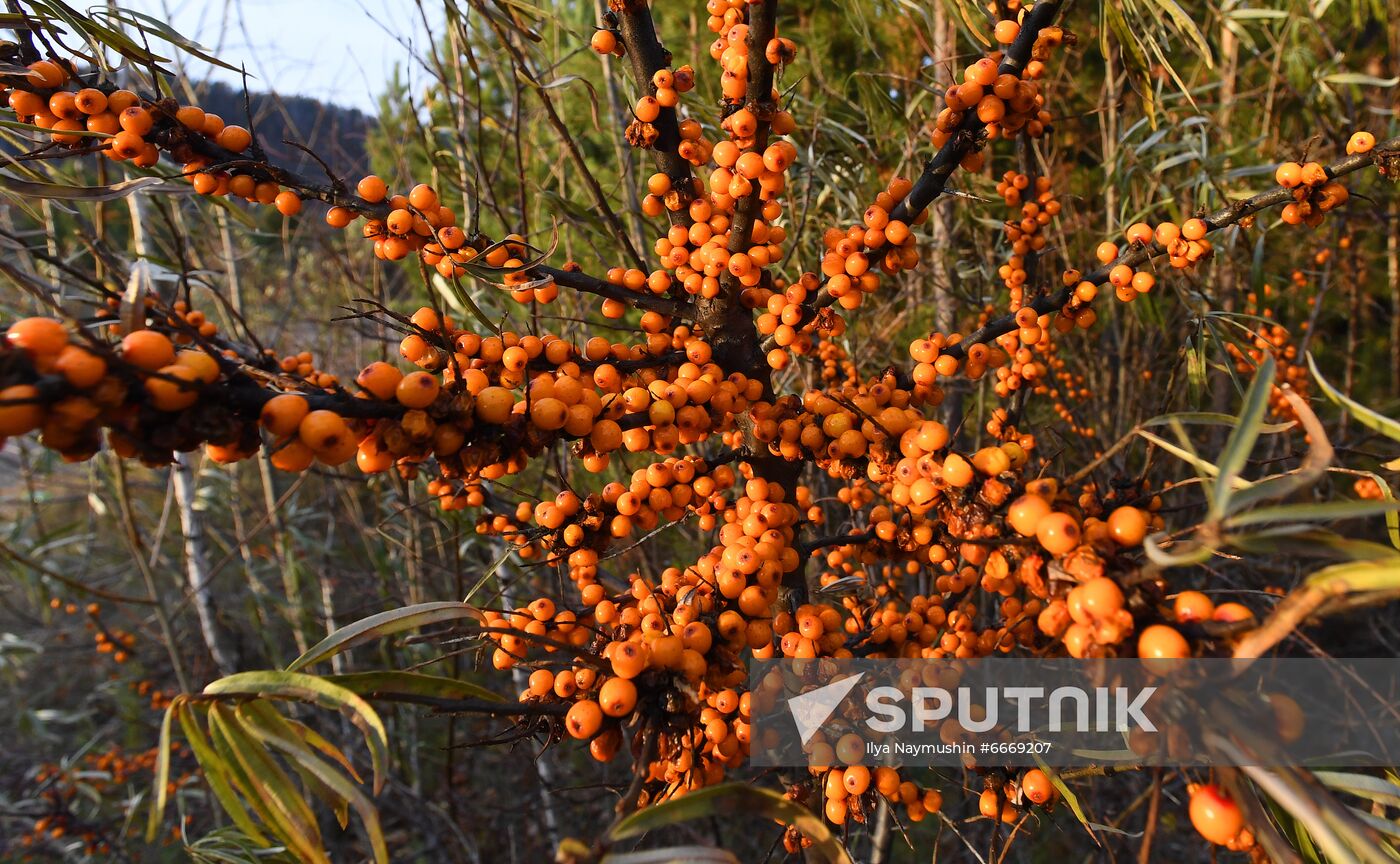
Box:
[614,0,696,217]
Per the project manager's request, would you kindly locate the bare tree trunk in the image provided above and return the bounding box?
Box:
[173,452,240,674]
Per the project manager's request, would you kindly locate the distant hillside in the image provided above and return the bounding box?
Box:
[192,80,374,181]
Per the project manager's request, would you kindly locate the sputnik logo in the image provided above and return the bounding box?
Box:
[788,673,865,745]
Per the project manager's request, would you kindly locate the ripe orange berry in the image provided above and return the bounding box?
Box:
[475,387,515,424]
[598,677,638,717]
[408,183,438,210]
[274,191,302,216]
[1189,785,1243,846]
[994,19,1020,43]
[609,641,649,678]
[1274,161,1302,188]
[356,362,403,400]
[117,106,153,135]
[1022,769,1054,805]
[120,330,176,371]
[1137,624,1189,660]
[144,365,202,411]
[1006,493,1051,537]
[326,206,354,228]
[565,699,604,739]
[357,175,388,202]
[1181,218,1208,241]
[54,345,106,388]
[174,349,221,383]
[590,29,617,55]
[395,371,440,408]
[1173,590,1215,623]
[0,384,43,436]
[298,409,352,452]
[1347,131,1376,154]
[1106,506,1148,546]
[27,59,67,89]
[260,393,310,437]
[941,453,974,487]
[215,125,252,152]
[530,397,568,431]
[1095,242,1119,263]
[7,317,68,358]
[1036,512,1080,555]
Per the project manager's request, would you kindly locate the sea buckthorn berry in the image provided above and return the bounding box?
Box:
[299,409,352,452]
[120,330,176,371]
[1137,624,1189,660]
[1095,242,1119,263]
[565,700,603,739]
[598,677,637,717]
[1106,506,1148,546]
[357,175,388,202]
[274,191,302,216]
[994,19,1020,43]
[356,362,403,400]
[54,345,106,388]
[396,371,440,408]
[215,125,253,152]
[1274,161,1302,188]
[1181,218,1207,241]
[144,365,202,411]
[174,349,220,384]
[1173,591,1215,623]
[260,394,310,436]
[7,317,68,358]
[1021,769,1054,805]
[27,59,66,88]
[1347,131,1376,154]
[1189,785,1244,845]
[0,384,43,436]
[1036,512,1081,555]
[1007,494,1051,537]
[590,29,617,55]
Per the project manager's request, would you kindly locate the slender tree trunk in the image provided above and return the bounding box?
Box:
[173,452,240,674]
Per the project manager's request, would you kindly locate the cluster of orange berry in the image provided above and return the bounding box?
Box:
[1274,138,1372,228]
[932,21,1059,151]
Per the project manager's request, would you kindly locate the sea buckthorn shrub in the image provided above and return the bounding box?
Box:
[1,0,1399,862]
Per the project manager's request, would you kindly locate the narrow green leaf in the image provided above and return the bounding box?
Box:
[204,672,389,796]
[1305,558,1400,592]
[286,601,482,672]
[1034,756,1097,841]
[237,702,388,864]
[145,699,178,842]
[176,703,269,845]
[1225,499,1400,529]
[324,671,503,704]
[1211,355,1276,518]
[607,783,852,864]
[207,703,328,864]
[1308,354,1400,443]
[1314,771,1400,808]
[0,174,190,202]
[1141,412,1293,433]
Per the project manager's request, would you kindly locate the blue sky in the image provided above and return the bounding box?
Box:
[113,0,440,114]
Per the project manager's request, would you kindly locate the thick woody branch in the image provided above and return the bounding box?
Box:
[943,136,1400,359]
[614,0,695,207]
